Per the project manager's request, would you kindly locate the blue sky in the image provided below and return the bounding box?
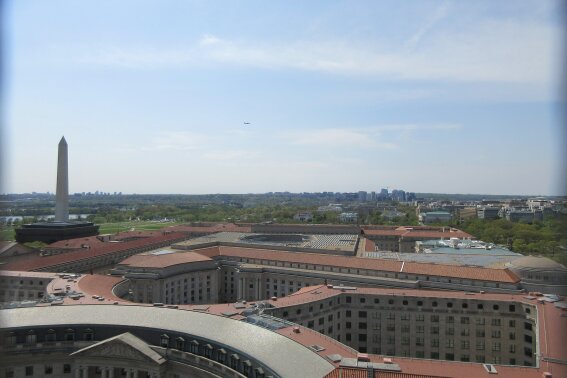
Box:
[2,0,565,195]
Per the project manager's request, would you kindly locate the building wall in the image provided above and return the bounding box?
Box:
[266,293,537,367]
[0,273,55,303]
[118,254,522,307]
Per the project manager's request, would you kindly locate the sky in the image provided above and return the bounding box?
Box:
[1,0,566,195]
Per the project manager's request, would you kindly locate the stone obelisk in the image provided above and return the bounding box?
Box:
[54,136,69,222]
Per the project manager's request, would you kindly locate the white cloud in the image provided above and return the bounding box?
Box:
[283,128,397,149]
[405,1,451,51]
[199,34,222,46]
[373,124,462,132]
[71,15,558,89]
[142,131,209,151]
[203,149,259,161]
[281,123,461,150]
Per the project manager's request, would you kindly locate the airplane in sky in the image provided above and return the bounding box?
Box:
[243,122,251,125]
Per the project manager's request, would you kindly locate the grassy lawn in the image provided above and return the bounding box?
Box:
[0,227,16,241]
[0,221,182,241]
[97,221,182,234]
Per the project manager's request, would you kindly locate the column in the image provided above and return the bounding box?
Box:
[82,367,88,378]
[238,277,243,300]
[108,367,115,378]
[256,277,260,300]
[74,365,82,378]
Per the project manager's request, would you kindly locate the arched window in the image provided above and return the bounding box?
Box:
[175,337,185,350]
[64,329,75,341]
[160,334,169,348]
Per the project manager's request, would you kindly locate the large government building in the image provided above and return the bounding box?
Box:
[1,223,566,377]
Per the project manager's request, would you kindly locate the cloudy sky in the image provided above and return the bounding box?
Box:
[2,0,565,195]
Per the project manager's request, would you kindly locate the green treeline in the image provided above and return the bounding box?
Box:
[457,216,567,264]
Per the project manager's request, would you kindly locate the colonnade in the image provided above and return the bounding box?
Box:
[74,365,161,378]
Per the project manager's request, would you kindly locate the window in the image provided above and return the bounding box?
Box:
[509,344,516,353]
[25,366,33,376]
[84,329,94,341]
[359,322,367,330]
[5,368,14,378]
[446,339,454,348]
[359,311,367,318]
[509,304,516,312]
[476,329,485,337]
[45,365,53,375]
[461,317,470,324]
[26,331,36,344]
[492,342,501,351]
[416,337,424,346]
[524,334,532,343]
[509,332,516,340]
[416,325,424,333]
[509,320,516,327]
[416,314,424,322]
[359,334,367,342]
[476,318,485,325]
[461,340,470,350]
[64,330,75,341]
[491,319,501,326]
[160,334,169,348]
[476,340,485,350]
[431,315,439,323]
[491,330,501,338]
[346,296,352,303]
[346,310,351,317]
[63,365,71,374]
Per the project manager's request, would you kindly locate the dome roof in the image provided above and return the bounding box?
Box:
[508,255,567,271]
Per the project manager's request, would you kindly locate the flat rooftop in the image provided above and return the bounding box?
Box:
[175,231,359,254]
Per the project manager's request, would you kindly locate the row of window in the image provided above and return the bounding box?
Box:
[4,364,71,377]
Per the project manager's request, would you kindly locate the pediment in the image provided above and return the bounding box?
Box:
[71,332,165,365]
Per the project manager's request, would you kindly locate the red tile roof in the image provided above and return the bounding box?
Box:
[166,223,252,233]
[191,245,520,283]
[362,226,472,239]
[1,232,187,271]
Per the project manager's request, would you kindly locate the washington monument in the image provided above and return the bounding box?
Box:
[55,136,69,222]
[15,137,99,243]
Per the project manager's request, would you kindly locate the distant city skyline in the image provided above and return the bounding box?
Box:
[2,1,565,196]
